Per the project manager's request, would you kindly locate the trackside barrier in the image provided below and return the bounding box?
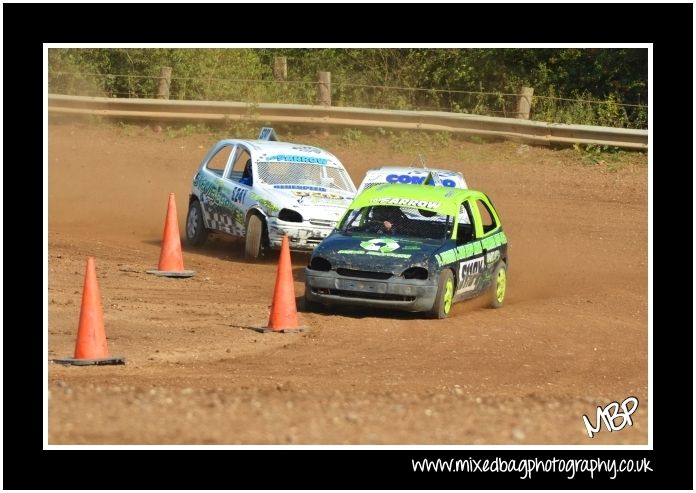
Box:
[48,94,648,150]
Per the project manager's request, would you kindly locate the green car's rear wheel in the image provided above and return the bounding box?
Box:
[490,261,507,308]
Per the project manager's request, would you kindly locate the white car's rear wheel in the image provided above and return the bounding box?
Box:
[186,200,208,246]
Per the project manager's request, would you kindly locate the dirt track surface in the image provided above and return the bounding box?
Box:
[47,122,648,444]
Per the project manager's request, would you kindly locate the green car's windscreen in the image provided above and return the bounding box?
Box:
[340,205,453,241]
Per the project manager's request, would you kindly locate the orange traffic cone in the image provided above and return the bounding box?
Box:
[147,192,195,278]
[255,235,305,333]
[54,257,125,366]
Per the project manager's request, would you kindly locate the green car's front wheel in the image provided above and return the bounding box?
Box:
[490,261,507,308]
[429,269,455,319]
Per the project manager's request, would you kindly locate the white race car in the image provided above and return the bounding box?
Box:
[356,166,467,194]
[186,128,357,259]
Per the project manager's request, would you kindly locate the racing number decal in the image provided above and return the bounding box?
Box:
[230,186,248,204]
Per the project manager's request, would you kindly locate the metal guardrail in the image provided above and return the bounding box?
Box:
[48,94,648,150]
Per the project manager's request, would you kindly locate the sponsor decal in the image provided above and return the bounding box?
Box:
[231,207,244,225]
[472,241,483,255]
[274,184,327,192]
[337,249,411,259]
[435,231,507,267]
[194,175,238,211]
[385,173,456,188]
[291,145,322,154]
[482,234,501,250]
[266,154,328,165]
[436,242,478,266]
[202,195,244,227]
[292,191,345,200]
[249,193,279,214]
[485,249,501,265]
[436,249,458,266]
[360,238,400,253]
[370,197,441,208]
[457,257,485,293]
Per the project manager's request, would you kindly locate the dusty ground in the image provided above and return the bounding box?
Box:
[47,121,648,445]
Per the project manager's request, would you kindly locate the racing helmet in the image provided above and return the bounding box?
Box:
[373,206,401,222]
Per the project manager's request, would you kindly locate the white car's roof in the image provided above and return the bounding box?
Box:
[357,166,467,192]
[217,139,344,168]
[366,165,464,175]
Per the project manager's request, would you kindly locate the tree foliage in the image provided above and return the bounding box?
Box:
[49,48,648,127]
[49,48,270,100]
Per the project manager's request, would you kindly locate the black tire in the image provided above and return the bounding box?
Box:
[244,214,264,260]
[428,269,455,319]
[185,200,208,246]
[490,261,507,308]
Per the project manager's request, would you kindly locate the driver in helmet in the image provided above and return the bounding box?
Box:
[372,206,404,234]
[239,159,253,186]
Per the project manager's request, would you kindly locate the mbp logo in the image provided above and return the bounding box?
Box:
[582,396,639,438]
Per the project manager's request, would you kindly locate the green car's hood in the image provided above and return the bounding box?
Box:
[312,231,445,274]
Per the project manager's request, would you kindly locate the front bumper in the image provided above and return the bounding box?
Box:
[304,268,438,313]
[267,218,335,251]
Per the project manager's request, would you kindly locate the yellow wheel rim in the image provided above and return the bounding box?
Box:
[496,267,506,304]
[443,278,454,314]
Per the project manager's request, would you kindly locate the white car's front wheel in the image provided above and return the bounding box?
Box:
[244,214,264,260]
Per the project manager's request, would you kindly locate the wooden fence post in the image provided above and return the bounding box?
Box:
[157,67,172,100]
[516,86,534,119]
[317,71,331,135]
[274,57,287,81]
[317,71,331,106]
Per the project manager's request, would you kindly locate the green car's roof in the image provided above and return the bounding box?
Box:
[350,183,489,216]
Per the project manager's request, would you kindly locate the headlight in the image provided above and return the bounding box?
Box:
[278,208,303,222]
[402,266,428,280]
[309,257,331,271]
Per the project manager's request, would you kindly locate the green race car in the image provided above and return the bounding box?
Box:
[304,183,508,318]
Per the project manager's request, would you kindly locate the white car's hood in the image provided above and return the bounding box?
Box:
[260,186,354,221]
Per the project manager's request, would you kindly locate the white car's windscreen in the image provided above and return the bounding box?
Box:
[256,161,355,193]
